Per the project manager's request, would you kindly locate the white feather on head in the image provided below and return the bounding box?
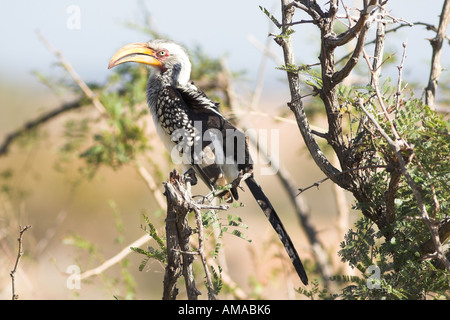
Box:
[147,39,192,86]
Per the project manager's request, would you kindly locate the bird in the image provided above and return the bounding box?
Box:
[108,39,308,285]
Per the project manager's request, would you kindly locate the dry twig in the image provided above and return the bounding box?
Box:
[10,225,32,300]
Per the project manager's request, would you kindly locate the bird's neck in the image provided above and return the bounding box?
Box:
[147,61,191,92]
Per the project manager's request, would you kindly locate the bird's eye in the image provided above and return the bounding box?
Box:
[158,50,167,56]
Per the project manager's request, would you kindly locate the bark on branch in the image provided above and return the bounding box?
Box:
[163,170,228,300]
[425,0,450,109]
[163,170,200,300]
[277,0,342,186]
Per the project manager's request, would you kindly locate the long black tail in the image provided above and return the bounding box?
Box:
[245,176,308,285]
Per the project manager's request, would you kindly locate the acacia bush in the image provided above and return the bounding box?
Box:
[1,1,449,300]
[265,0,449,299]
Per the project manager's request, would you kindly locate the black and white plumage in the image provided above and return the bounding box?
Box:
[108,39,308,285]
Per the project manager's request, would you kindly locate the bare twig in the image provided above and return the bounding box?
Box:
[297,164,388,195]
[394,42,408,113]
[79,235,150,280]
[325,0,377,48]
[193,206,215,300]
[36,30,106,115]
[361,48,403,143]
[371,2,387,85]
[335,19,449,67]
[340,0,355,29]
[282,19,315,27]
[10,225,32,300]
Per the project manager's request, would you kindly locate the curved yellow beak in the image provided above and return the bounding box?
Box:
[108,42,162,69]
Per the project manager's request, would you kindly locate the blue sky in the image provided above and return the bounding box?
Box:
[0,1,447,91]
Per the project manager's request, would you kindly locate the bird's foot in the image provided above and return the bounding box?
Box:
[183,168,198,186]
[231,170,252,191]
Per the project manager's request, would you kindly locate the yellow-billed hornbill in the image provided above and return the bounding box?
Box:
[108,39,308,285]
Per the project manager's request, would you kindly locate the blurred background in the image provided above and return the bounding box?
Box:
[0,0,448,299]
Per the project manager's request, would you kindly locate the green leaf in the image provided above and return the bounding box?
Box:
[259,6,281,28]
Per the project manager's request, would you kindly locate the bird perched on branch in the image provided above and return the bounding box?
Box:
[108,39,308,285]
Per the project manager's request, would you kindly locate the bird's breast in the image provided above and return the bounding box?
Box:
[147,89,198,156]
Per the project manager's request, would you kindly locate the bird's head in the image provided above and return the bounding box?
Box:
[108,39,191,85]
